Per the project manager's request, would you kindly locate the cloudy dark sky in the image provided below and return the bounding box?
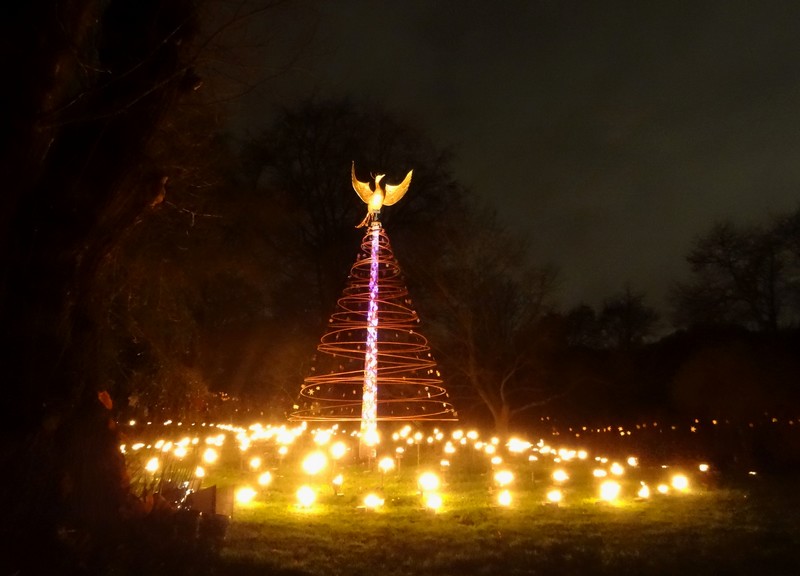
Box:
[232,0,800,310]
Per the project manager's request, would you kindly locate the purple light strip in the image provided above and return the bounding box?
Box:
[360,223,381,451]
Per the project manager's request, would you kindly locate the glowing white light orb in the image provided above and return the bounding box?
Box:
[599,480,621,501]
[698,463,710,473]
[202,447,218,464]
[296,485,316,508]
[657,483,669,494]
[378,457,395,474]
[552,469,569,483]
[330,441,347,460]
[302,451,328,475]
[610,462,625,476]
[195,466,205,478]
[332,474,344,487]
[626,456,638,467]
[418,472,440,493]
[364,493,384,509]
[145,457,159,473]
[314,430,332,445]
[507,438,532,453]
[235,486,257,505]
[637,483,651,499]
[258,471,272,486]
[497,489,512,506]
[593,468,608,478]
[546,489,563,504]
[424,493,443,511]
[671,474,689,491]
[494,470,514,487]
[249,456,262,470]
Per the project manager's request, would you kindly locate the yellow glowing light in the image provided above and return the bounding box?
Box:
[364,493,384,509]
[202,447,219,464]
[330,441,347,460]
[698,463,710,473]
[484,444,497,455]
[577,450,588,460]
[593,468,608,478]
[131,442,145,451]
[161,441,173,453]
[195,466,206,478]
[258,471,272,486]
[497,489,512,506]
[657,483,669,494]
[552,469,569,483]
[507,438,532,453]
[466,430,478,440]
[302,451,327,475]
[452,430,464,440]
[671,474,689,492]
[418,472,440,493]
[378,457,395,474]
[154,440,164,450]
[145,457,159,473]
[249,456,262,470]
[494,470,514,487]
[296,485,316,508]
[637,483,651,499]
[278,446,289,457]
[490,455,503,466]
[610,462,625,476]
[599,480,621,501]
[332,474,344,487]
[626,456,638,467]
[444,442,456,454]
[424,493,443,512]
[173,445,187,458]
[235,486,257,505]
[314,430,332,445]
[546,488,563,503]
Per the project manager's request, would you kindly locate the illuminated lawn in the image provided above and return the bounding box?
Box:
[123,422,800,575]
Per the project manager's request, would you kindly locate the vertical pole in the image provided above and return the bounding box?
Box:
[360,221,381,459]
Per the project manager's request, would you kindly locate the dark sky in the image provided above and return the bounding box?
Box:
[232,0,800,310]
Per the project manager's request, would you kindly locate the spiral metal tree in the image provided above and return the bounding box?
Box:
[290,221,456,456]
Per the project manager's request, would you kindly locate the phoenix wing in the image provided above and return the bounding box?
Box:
[351,162,374,203]
[383,169,413,206]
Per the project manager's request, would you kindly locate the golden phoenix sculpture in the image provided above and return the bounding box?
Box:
[351,162,413,227]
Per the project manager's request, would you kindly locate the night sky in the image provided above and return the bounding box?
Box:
[232,0,800,310]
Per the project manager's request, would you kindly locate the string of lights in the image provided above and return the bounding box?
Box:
[290,222,456,423]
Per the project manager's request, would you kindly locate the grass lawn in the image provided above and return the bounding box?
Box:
[125,423,800,575]
[218,476,800,575]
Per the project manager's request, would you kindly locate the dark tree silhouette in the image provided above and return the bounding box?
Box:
[671,217,800,331]
[0,1,266,571]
